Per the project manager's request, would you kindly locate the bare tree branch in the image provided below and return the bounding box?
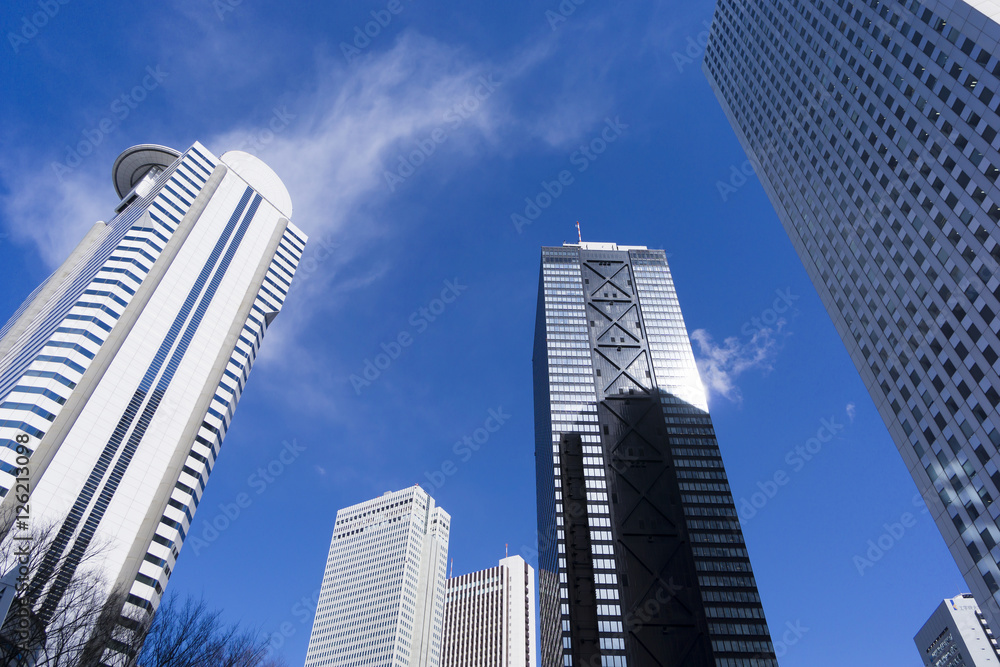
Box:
[137,595,288,667]
[0,509,284,667]
[0,508,145,667]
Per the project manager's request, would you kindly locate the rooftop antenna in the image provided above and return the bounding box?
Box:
[505,543,509,558]
[450,558,454,578]
[576,221,582,244]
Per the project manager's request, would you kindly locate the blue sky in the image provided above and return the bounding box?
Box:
[0,0,969,664]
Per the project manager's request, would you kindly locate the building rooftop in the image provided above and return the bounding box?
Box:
[561,242,648,251]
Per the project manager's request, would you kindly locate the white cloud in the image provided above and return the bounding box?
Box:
[846,402,857,423]
[0,26,628,419]
[691,325,784,404]
[221,32,552,369]
[0,31,555,262]
[0,33,534,328]
[211,33,510,235]
[0,156,111,267]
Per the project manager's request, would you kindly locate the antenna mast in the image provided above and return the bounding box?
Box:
[576,221,582,243]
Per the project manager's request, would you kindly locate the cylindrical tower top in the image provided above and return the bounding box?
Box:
[111,144,181,199]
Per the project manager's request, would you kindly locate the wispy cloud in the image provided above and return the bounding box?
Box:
[846,402,857,423]
[690,325,784,404]
[223,32,554,371]
[0,32,539,320]
[0,155,110,266]
[0,21,638,421]
[212,33,513,240]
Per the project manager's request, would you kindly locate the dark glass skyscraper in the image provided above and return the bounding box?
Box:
[704,0,1000,628]
[533,242,776,667]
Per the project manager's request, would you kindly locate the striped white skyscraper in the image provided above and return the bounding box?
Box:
[304,486,451,667]
[442,555,537,667]
[0,142,306,662]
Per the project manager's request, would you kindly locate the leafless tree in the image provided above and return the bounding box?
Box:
[136,595,288,667]
[0,511,285,667]
[0,510,145,667]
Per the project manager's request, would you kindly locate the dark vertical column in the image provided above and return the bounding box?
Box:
[559,433,602,665]
[601,396,714,666]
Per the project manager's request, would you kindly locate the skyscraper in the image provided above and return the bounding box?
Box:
[304,486,450,667]
[533,242,776,667]
[442,555,537,667]
[704,0,1000,627]
[0,142,305,660]
[915,593,1000,666]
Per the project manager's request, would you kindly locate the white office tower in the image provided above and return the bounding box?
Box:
[0,143,306,661]
[916,594,1000,666]
[305,486,451,667]
[442,555,537,667]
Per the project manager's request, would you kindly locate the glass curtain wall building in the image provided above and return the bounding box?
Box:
[704,0,1000,627]
[0,142,306,662]
[304,486,451,667]
[533,242,776,667]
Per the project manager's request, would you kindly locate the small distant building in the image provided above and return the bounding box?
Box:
[915,594,1000,666]
[303,486,450,667]
[442,555,537,667]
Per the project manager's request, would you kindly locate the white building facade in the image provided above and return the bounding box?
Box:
[442,555,537,667]
[304,486,451,667]
[0,142,306,660]
[916,594,1000,666]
